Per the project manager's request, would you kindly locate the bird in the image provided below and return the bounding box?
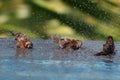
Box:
[94,36,115,56]
[10,31,33,49]
[52,35,82,50]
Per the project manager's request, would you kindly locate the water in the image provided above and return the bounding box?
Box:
[0,39,120,80]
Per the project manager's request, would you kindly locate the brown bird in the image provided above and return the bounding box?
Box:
[52,35,82,50]
[94,36,115,56]
[10,31,33,49]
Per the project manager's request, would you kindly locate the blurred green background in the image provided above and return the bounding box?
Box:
[0,0,120,41]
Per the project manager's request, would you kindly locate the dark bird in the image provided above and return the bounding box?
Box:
[10,31,33,49]
[94,36,115,56]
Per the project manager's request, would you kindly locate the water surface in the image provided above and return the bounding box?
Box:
[0,39,120,80]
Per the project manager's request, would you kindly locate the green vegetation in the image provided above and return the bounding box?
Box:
[0,0,120,41]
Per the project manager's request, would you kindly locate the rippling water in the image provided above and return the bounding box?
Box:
[0,39,120,80]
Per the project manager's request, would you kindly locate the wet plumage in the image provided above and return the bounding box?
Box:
[10,31,33,49]
[52,35,82,50]
[94,36,115,56]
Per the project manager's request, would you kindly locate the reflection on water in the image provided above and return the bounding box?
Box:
[0,39,120,80]
[16,48,31,57]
